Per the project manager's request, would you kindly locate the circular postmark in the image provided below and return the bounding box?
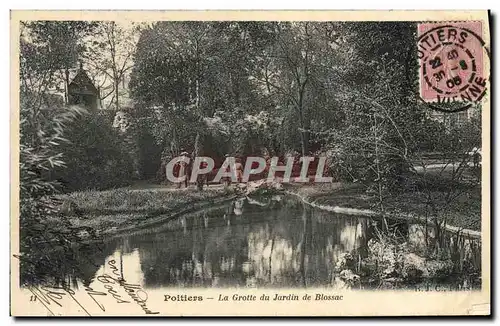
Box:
[417,23,490,113]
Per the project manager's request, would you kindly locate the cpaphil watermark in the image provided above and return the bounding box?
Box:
[165,156,333,184]
[417,22,490,112]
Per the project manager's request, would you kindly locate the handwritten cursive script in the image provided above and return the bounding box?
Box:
[96,259,159,314]
[28,285,91,316]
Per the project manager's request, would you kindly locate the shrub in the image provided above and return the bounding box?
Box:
[52,111,135,192]
[19,102,101,286]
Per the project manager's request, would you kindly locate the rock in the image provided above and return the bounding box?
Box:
[402,253,454,280]
[336,253,355,271]
[402,264,424,283]
[368,239,397,268]
[426,259,454,279]
[379,277,404,290]
[383,266,399,278]
[77,230,90,238]
[272,182,284,190]
[402,253,427,279]
[339,269,360,289]
[235,183,247,192]
[271,195,283,202]
[331,276,350,290]
[245,180,266,195]
[340,269,360,281]
[246,197,269,207]
[403,253,426,270]
[245,179,284,196]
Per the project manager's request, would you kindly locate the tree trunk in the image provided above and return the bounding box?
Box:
[300,131,309,156]
[97,84,102,109]
[64,68,70,105]
[194,132,204,191]
[299,107,309,156]
[297,82,309,156]
[114,77,120,110]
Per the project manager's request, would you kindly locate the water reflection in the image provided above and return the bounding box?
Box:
[24,196,481,289]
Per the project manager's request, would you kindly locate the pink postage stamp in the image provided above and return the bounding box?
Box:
[417,21,489,112]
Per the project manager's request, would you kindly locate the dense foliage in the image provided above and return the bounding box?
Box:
[52,112,135,191]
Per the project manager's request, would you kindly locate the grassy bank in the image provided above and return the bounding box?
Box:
[58,177,481,237]
[285,182,481,231]
[58,185,237,235]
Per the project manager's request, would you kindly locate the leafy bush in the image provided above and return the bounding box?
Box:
[52,111,135,192]
[19,101,100,286]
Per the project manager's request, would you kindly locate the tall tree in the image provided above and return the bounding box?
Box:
[83,21,138,110]
[22,21,98,105]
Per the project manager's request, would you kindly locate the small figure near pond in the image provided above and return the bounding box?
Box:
[174,150,192,189]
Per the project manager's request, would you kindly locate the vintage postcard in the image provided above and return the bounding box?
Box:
[10,10,491,316]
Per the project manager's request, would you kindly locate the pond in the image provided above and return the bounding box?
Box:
[22,195,482,290]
